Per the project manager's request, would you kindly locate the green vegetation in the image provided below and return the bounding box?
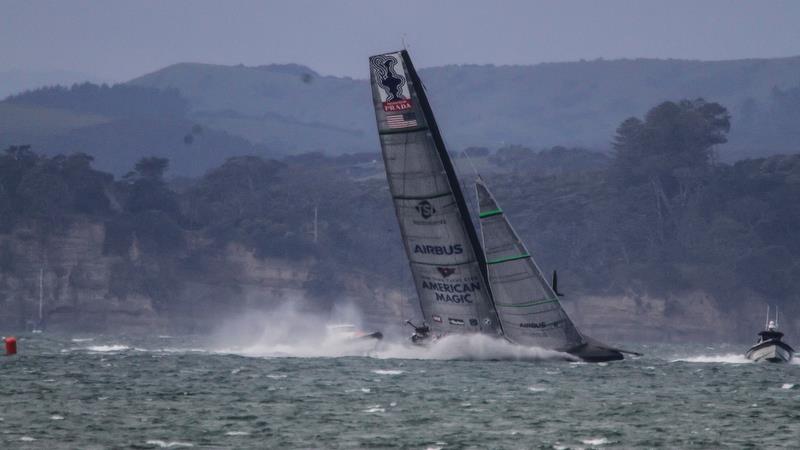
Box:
[5,57,800,179]
[485,100,800,315]
[1,96,798,326]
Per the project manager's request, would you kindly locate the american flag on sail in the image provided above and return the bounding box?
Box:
[386,112,418,129]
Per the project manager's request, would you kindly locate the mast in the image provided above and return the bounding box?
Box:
[313,206,318,243]
[766,305,770,329]
[398,52,493,290]
[38,267,43,321]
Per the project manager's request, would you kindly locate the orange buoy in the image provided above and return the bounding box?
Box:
[4,336,17,355]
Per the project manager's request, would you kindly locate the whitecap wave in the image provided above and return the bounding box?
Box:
[145,440,194,448]
[210,303,573,362]
[581,437,609,446]
[86,345,130,352]
[372,369,404,375]
[671,353,751,364]
[371,334,575,362]
[70,338,94,342]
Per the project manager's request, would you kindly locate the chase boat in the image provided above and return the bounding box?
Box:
[745,307,793,363]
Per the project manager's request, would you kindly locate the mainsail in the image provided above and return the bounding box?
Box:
[476,179,583,350]
[369,50,500,335]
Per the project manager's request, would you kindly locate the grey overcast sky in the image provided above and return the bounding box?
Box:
[2,0,799,81]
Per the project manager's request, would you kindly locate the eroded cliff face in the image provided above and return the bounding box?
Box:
[0,219,166,332]
[1,221,790,342]
[0,223,407,334]
[565,290,795,343]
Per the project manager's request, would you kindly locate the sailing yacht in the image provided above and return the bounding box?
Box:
[745,306,793,363]
[368,50,635,362]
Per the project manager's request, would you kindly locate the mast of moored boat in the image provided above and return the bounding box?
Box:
[38,267,43,322]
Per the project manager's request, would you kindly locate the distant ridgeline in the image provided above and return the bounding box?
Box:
[0,96,799,336]
[2,56,800,178]
[4,83,189,118]
[0,82,275,177]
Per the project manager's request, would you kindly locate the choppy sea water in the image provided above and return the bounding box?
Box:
[1,334,799,449]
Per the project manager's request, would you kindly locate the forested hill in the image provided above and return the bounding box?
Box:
[129,56,800,159]
[1,98,799,338]
[0,83,276,176]
[3,56,799,177]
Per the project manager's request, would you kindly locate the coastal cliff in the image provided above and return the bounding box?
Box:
[1,218,785,342]
[0,221,406,334]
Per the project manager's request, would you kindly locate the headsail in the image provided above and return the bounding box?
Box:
[369,51,500,336]
[476,178,584,350]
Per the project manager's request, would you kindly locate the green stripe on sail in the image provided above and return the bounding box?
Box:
[495,297,558,308]
[487,253,529,265]
[479,208,503,218]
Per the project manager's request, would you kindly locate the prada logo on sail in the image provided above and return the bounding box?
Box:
[384,100,412,112]
[422,280,480,304]
[413,244,463,255]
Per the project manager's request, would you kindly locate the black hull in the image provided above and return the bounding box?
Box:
[566,336,641,362]
[358,331,383,340]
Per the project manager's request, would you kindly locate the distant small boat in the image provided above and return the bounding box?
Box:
[326,324,383,342]
[745,306,793,363]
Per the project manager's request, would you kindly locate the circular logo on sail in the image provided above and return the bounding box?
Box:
[415,200,436,219]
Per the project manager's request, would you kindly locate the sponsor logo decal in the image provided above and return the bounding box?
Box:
[520,319,565,329]
[469,318,478,326]
[370,54,412,112]
[436,267,455,278]
[432,315,442,323]
[483,318,492,326]
[383,100,412,112]
[449,318,465,326]
[413,244,463,255]
[422,280,480,304]
[415,200,436,219]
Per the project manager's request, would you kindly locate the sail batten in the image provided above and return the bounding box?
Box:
[370,50,500,335]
